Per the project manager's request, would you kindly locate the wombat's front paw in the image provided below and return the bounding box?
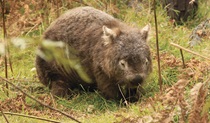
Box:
[99,86,121,100]
[50,81,71,98]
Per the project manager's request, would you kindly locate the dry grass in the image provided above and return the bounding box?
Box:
[0,0,210,123]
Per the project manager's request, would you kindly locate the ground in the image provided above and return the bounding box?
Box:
[0,0,209,123]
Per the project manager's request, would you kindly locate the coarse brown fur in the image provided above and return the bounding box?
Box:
[35,6,152,101]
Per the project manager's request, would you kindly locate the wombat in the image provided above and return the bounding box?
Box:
[35,6,152,101]
[161,0,198,23]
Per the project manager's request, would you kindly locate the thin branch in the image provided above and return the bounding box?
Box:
[153,0,162,91]
[4,112,61,123]
[8,54,13,74]
[25,22,41,36]
[180,49,186,68]
[2,0,9,97]
[1,0,7,38]
[0,107,10,123]
[7,78,38,82]
[1,0,13,76]
[0,76,82,123]
[117,84,129,106]
[170,42,210,61]
[50,93,57,108]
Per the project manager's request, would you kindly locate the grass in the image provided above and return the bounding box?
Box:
[0,0,210,122]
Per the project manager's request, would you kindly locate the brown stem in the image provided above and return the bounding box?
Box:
[153,0,162,91]
[170,43,210,61]
[117,84,129,106]
[180,49,186,68]
[6,78,38,82]
[1,0,7,38]
[2,0,9,97]
[0,107,10,123]
[4,112,61,123]
[0,76,82,123]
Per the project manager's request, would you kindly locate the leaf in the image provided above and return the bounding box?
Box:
[188,82,208,123]
[37,40,92,83]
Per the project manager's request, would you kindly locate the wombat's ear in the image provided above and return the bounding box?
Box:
[141,24,150,41]
[103,26,117,38]
[102,26,119,45]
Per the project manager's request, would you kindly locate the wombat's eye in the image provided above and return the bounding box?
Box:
[119,60,127,69]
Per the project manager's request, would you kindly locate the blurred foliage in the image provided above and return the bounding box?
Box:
[0,0,210,122]
[38,40,91,83]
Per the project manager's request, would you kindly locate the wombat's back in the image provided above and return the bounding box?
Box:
[42,7,122,76]
[43,6,119,47]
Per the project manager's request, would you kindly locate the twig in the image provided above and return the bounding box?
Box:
[8,53,13,74]
[3,112,61,123]
[117,84,129,106]
[153,0,162,91]
[2,0,9,97]
[180,49,186,68]
[7,78,38,82]
[25,22,41,36]
[50,93,57,108]
[1,0,7,38]
[170,42,210,61]
[0,76,82,123]
[0,107,10,123]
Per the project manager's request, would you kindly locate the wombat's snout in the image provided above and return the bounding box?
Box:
[130,75,143,86]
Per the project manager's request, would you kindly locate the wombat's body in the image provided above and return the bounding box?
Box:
[36,7,152,101]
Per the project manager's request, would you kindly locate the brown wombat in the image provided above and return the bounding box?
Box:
[35,6,152,101]
[161,0,198,23]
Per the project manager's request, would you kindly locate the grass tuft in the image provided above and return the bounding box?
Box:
[0,0,210,122]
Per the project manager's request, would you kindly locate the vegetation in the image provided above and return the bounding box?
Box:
[0,0,209,122]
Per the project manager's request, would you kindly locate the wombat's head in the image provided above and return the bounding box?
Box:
[101,24,152,88]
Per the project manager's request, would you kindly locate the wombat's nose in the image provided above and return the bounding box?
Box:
[131,75,143,86]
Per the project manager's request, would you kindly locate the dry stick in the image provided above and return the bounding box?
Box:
[117,84,129,106]
[25,22,41,36]
[8,52,13,74]
[0,107,10,123]
[153,0,162,91]
[4,0,13,76]
[4,112,61,123]
[170,42,210,61]
[1,0,9,97]
[7,78,38,82]
[50,93,57,108]
[180,49,186,68]
[0,76,82,123]
[1,0,13,76]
